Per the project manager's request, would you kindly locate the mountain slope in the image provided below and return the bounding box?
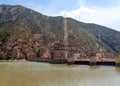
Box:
[0,4,119,60]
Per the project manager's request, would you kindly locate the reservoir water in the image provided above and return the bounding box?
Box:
[0,62,120,86]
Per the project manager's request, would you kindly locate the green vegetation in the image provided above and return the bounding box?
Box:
[117,55,120,63]
[36,48,45,57]
[0,4,119,60]
[0,54,5,60]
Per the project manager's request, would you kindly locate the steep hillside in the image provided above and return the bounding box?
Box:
[0,4,119,60]
[81,22,120,53]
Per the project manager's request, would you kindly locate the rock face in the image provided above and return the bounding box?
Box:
[0,4,120,61]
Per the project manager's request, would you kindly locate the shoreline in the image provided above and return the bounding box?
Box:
[0,59,27,62]
[0,59,119,67]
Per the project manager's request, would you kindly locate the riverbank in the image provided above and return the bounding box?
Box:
[0,58,120,67]
[0,59,26,62]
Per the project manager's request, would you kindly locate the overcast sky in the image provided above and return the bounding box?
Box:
[0,0,120,31]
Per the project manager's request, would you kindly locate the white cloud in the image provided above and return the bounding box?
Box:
[58,6,120,31]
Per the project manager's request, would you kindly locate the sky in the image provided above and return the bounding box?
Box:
[0,0,120,31]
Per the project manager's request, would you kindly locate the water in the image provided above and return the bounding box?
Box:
[0,62,120,86]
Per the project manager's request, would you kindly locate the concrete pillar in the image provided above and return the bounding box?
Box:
[90,61,96,66]
[116,62,120,67]
[90,56,97,66]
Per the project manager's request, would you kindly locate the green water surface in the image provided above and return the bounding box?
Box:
[0,62,120,86]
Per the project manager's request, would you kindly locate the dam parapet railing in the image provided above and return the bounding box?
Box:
[27,57,120,67]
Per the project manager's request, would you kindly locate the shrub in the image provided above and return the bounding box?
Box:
[117,55,120,63]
